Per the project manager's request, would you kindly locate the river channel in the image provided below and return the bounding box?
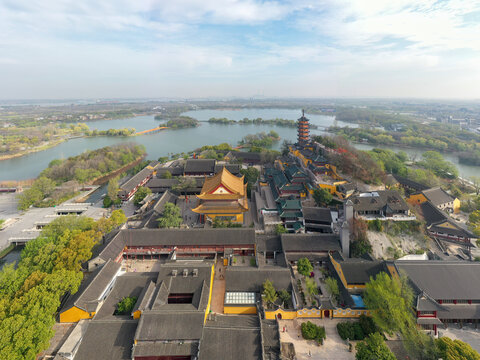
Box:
[0,109,478,180]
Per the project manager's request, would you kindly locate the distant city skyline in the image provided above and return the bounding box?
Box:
[1,0,480,99]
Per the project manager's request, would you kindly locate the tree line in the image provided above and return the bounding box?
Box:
[0,211,126,359]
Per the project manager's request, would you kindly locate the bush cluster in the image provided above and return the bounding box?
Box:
[301,321,326,345]
[337,315,377,341]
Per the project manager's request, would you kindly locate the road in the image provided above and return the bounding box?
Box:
[0,192,107,253]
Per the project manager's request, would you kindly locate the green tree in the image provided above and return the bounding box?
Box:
[355,333,396,360]
[133,186,152,206]
[313,188,333,207]
[17,187,43,210]
[240,167,260,197]
[325,277,340,304]
[116,296,138,315]
[364,272,437,359]
[278,289,291,308]
[262,279,277,309]
[157,202,182,228]
[436,337,480,360]
[305,277,319,300]
[275,224,287,235]
[34,177,56,197]
[162,170,172,179]
[103,195,112,208]
[419,151,458,179]
[107,177,119,201]
[297,257,313,277]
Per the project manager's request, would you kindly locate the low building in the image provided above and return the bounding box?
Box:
[395,260,480,335]
[89,228,257,269]
[303,207,333,233]
[277,199,303,232]
[407,187,460,213]
[224,266,293,314]
[351,190,413,220]
[224,150,262,165]
[60,259,122,323]
[118,166,154,201]
[419,201,475,246]
[184,158,216,176]
[281,233,341,265]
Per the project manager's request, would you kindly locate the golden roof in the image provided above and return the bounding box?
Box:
[197,167,246,199]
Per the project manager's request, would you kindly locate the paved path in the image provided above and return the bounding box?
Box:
[279,319,355,360]
[0,192,106,253]
[210,259,226,314]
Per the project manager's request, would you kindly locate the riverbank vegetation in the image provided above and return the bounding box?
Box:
[0,211,126,359]
[329,108,480,165]
[315,135,461,190]
[17,144,145,209]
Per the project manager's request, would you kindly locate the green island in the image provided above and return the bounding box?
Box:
[238,130,281,148]
[207,117,319,129]
[154,115,199,129]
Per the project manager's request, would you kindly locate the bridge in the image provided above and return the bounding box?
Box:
[135,126,168,136]
[9,236,37,246]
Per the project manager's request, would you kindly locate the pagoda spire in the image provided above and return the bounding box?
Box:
[297,110,310,145]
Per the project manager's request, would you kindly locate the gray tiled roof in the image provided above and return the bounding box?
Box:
[302,207,332,223]
[94,273,157,320]
[351,190,409,212]
[422,187,454,207]
[120,167,153,193]
[135,312,205,341]
[199,327,261,360]
[132,342,198,357]
[281,234,340,252]
[185,159,215,173]
[225,267,292,292]
[98,228,256,261]
[69,259,121,312]
[339,259,386,285]
[73,320,138,360]
[396,261,480,300]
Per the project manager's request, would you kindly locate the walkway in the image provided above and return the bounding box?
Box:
[278,318,355,360]
[210,259,226,314]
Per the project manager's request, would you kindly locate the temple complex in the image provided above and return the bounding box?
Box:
[192,167,248,223]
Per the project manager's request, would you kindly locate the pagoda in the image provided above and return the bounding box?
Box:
[297,109,310,145]
[192,167,248,223]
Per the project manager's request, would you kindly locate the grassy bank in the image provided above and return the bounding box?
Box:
[0,244,15,259]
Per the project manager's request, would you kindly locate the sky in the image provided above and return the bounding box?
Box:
[1,0,480,99]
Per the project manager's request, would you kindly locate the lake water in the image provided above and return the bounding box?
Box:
[0,108,477,180]
[0,109,339,181]
[0,248,21,270]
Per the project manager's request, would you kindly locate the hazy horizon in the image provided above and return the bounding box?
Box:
[1,0,480,100]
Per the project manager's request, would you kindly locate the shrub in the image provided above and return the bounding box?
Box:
[116,296,138,315]
[301,321,326,344]
[337,322,355,340]
[359,315,377,336]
